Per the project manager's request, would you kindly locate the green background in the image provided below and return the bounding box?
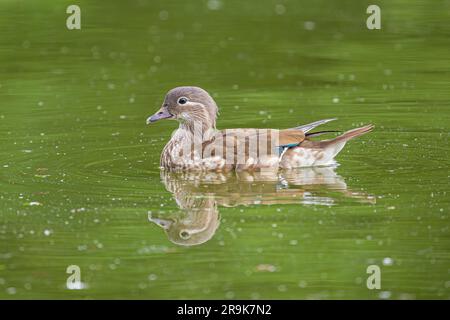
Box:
[0,0,449,299]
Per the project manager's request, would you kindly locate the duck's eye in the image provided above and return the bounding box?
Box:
[177,97,188,105]
[180,230,190,239]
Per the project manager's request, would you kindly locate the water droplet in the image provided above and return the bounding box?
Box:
[148,274,158,281]
[304,21,316,31]
[275,4,286,15]
[159,10,169,21]
[207,0,222,11]
[383,257,394,266]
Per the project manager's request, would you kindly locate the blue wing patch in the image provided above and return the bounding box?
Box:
[277,143,299,156]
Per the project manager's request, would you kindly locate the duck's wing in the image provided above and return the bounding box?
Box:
[277,119,338,152]
[293,118,337,133]
[215,128,305,147]
[278,129,306,146]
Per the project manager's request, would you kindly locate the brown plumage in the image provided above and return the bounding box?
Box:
[147,86,374,171]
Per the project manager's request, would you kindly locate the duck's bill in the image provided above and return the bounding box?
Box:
[146,108,173,124]
[148,214,173,229]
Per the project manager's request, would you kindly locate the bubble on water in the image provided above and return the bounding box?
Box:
[137,245,172,254]
[383,257,394,266]
[175,32,184,40]
[304,21,316,31]
[250,292,260,299]
[398,293,416,300]
[277,285,287,292]
[60,46,69,54]
[159,10,169,21]
[332,97,340,103]
[207,0,222,10]
[379,291,392,299]
[148,273,158,281]
[289,240,298,246]
[138,282,147,289]
[27,201,42,207]
[6,287,16,295]
[256,264,277,272]
[43,229,52,236]
[37,101,44,107]
[275,4,286,15]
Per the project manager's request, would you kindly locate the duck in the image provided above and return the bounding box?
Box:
[146,86,373,171]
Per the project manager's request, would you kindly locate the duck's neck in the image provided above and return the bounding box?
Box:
[175,122,216,142]
[161,123,216,168]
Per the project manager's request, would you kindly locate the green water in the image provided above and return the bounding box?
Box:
[0,0,449,299]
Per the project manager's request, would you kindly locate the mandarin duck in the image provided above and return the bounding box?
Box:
[147,86,373,171]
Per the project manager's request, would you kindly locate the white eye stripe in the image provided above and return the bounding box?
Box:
[177,97,188,105]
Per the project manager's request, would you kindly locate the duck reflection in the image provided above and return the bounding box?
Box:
[149,167,375,246]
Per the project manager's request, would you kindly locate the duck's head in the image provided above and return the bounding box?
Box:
[148,207,220,247]
[147,86,218,130]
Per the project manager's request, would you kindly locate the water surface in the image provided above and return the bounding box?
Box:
[0,0,449,299]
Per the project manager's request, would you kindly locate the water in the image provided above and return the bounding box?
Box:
[0,0,449,299]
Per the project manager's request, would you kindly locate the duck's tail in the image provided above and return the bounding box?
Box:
[320,124,374,160]
[330,124,374,144]
[281,123,374,167]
